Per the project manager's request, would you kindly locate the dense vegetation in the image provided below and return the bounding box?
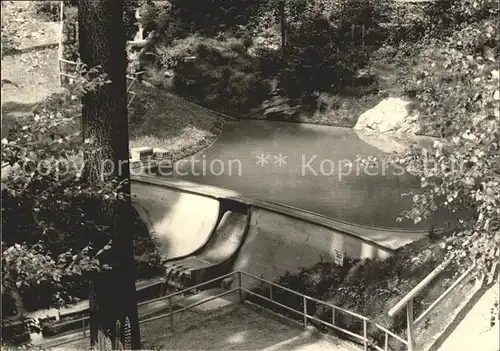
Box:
[134,0,427,121]
[1,71,162,321]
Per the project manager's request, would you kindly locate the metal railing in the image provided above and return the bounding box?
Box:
[43,270,405,350]
[240,271,407,351]
[388,254,480,351]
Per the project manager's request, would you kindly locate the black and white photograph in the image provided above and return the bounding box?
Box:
[1,0,499,350]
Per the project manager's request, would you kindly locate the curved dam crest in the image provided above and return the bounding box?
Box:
[130,176,421,290]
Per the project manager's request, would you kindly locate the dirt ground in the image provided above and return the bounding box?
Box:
[1,1,224,157]
[1,1,62,105]
[59,304,360,351]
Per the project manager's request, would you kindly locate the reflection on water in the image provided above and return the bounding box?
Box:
[169,121,452,230]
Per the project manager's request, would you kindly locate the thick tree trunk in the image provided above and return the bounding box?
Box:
[78,0,141,349]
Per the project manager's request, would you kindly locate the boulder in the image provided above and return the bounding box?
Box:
[354,129,435,155]
[354,97,420,134]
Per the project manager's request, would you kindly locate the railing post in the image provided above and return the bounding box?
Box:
[385,332,389,351]
[331,307,335,326]
[169,296,174,332]
[363,319,368,351]
[82,319,86,337]
[238,272,243,304]
[303,296,307,329]
[269,283,273,301]
[406,299,415,351]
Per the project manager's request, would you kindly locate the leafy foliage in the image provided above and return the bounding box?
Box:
[394,2,500,273]
[1,243,106,311]
[282,0,391,99]
[1,64,161,321]
[171,35,271,116]
[30,1,61,22]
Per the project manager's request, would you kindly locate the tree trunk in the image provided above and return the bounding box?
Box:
[279,0,286,60]
[10,288,26,318]
[78,0,141,349]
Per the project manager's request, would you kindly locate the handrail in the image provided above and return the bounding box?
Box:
[239,271,407,350]
[388,255,454,317]
[414,265,474,326]
[50,271,237,330]
[41,270,406,351]
[239,270,368,320]
[387,253,479,351]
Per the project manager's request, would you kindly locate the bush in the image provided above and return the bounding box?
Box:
[423,0,499,37]
[249,260,357,319]
[250,240,462,350]
[31,1,60,21]
[170,36,271,116]
[282,0,392,100]
[1,96,163,312]
[398,15,499,136]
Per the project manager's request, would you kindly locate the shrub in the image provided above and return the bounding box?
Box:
[282,0,392,100]
[249,260,357,319]
[423,0,499,36]
[31,1,61,21]
[171,36,271,116]
[250,240,462,350]
[1,94,163,312]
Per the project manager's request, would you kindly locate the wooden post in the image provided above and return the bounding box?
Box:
[58,1,64,86]
[279,0,286,60]
[169,297,174,332]
[238,272,243,304]
[363,319,368,351]
[406,300,415,351]
[269,283,273,301]
[332,307,335,326]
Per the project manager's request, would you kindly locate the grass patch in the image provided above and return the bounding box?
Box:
[2,84,226,162]
[128,84,226,158]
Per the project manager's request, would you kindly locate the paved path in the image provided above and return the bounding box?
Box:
[439,282,499,351]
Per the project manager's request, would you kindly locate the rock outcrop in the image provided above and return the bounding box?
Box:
[354,97,420,135]
[353,97,437,154]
